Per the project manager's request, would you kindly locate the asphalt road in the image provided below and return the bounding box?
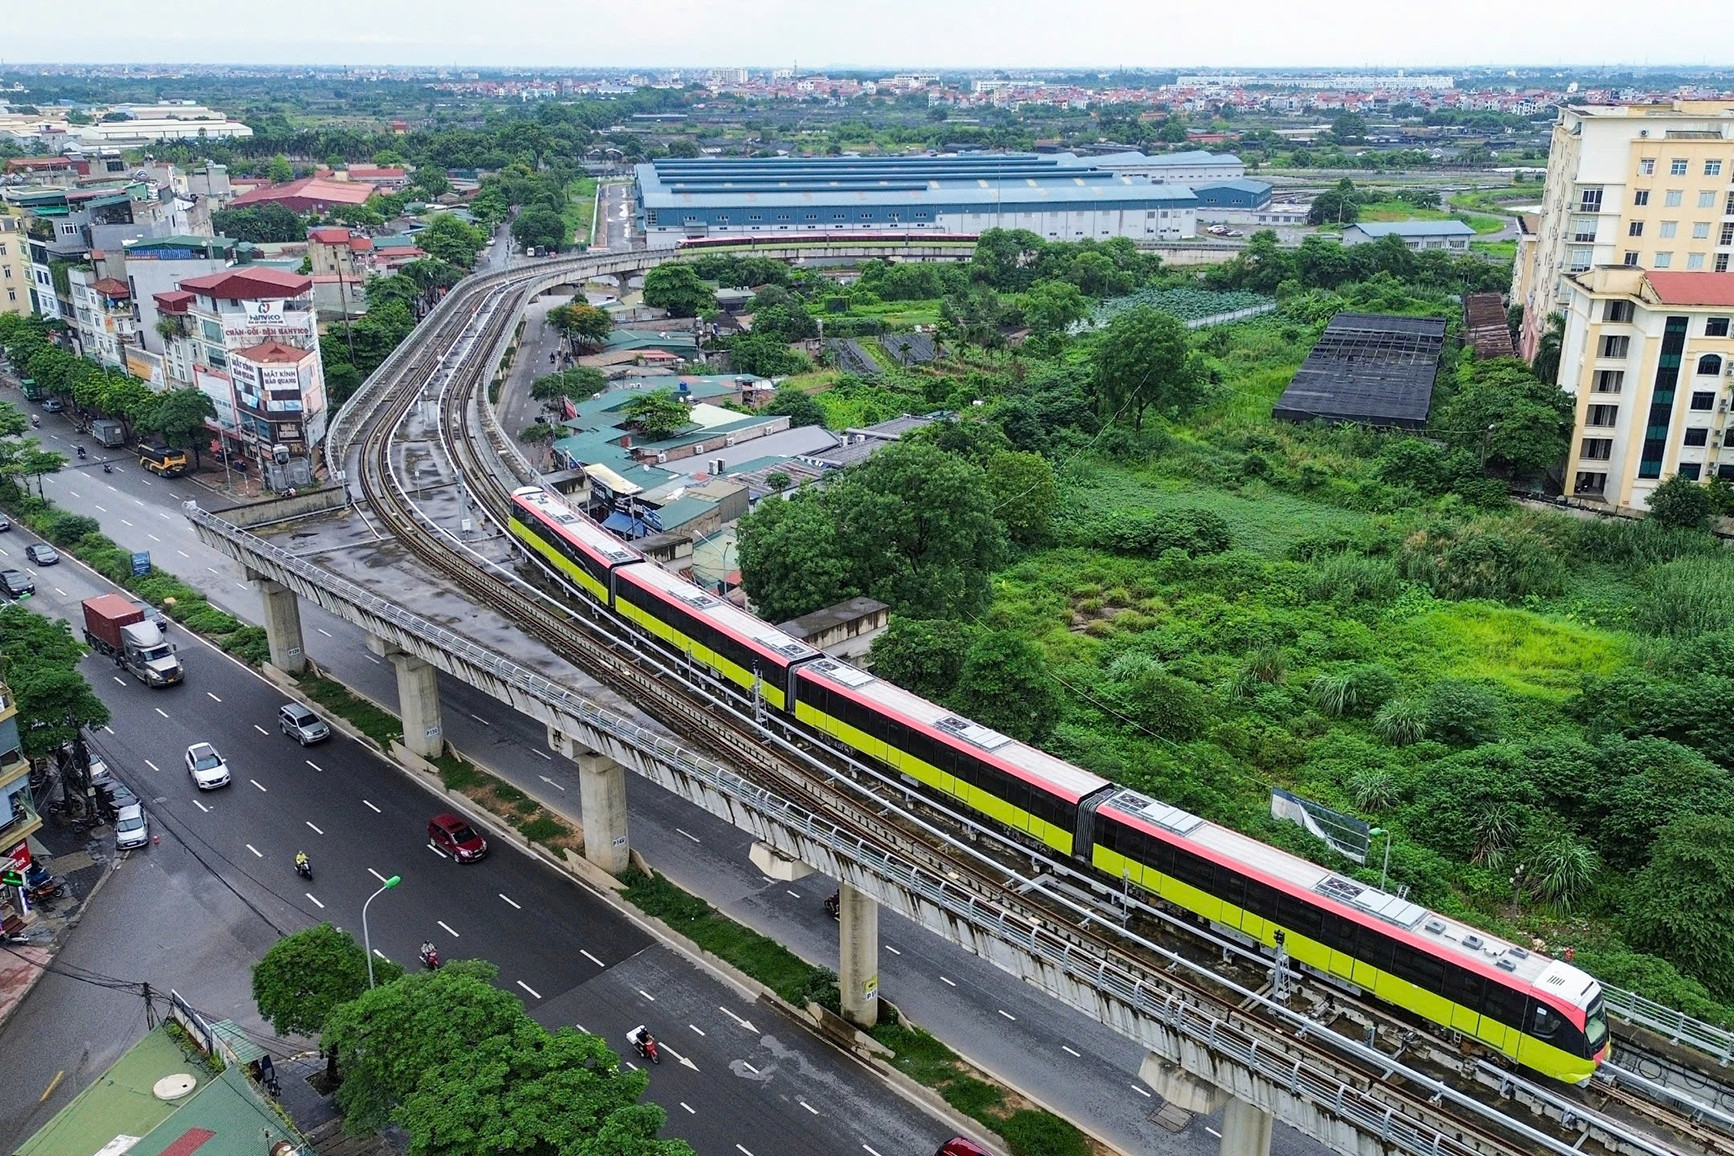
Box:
[11,398,1333,1156]
[597,181,633,251]
[0,537,954,1156]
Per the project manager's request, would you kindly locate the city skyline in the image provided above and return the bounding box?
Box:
[5,0,1729,72]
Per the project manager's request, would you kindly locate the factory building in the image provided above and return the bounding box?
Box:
[635,155,1201,249]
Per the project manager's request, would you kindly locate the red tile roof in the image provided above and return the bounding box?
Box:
[153,289,194,312]
[234,339,313,364]
[229,177,374,209]
[178,267,312,300]
[1648,272,1734,307]
[89,277,130,297]
[307,225,351,243]
[346,166,406,179]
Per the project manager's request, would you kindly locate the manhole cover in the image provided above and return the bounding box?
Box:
[1151,1102,1192,1133]
[153,1073,196,1101]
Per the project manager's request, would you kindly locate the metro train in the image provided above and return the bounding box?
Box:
[506,484,1610,1083]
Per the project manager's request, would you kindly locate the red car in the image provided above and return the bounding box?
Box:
[428,814,488,862]
[935,1141,988,1156]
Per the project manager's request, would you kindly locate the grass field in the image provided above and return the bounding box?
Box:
[563,177,599,247]
[815,298,945,329]
[1357,201,1506,234]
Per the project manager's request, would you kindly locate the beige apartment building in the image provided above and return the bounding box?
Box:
[1514,100,1734,362]
[0,214,29,317]
[1559,267,1734,512]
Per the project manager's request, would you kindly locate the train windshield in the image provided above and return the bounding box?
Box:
[1585,995,1608,1049]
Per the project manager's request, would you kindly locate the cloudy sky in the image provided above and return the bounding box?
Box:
[8,0,1727,69]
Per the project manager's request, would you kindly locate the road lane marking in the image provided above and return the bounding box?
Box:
[66,490,79,499]
[737,1146,755,1156]
[373,949,387,959]
[675,828,700,843]
[516,980,541,999]
[206,567,218,574]
[997,1010,1016,1021]
[939,976,957,987]
[689,1024,705,1036]
[531,749,551,760]
[254,725,268,735]
[580,949,605,967]
[624,1060,638,1071]
[112,676,125,685]
[53,588,65,596]
[799,1101,818,1115]
[144,759,159,772]
[246,844,262,858]
[363,799,381,813]
[193,799,210,813]
[884,945,901,955]
[120,519,132,526]
[499,893,521,909]
[737,1062,757,1074]
[207,692,221,702]
[147,534,160,543]
[1132,1085,1152,1098]
[469,713,490,726]
[234,582,246,590]
[306,893,324,908]
[93,505,105,512]
[140,479,151,486]
[177,550,189,558]
[306,760,322,772]
[157,511,172,520]
[864,1147,885,1156]
[680,1102,695,1115]
[718,1006,758,1033]
[1061,1045,1081,1057]
[39,1070,64,1102]
[785,889,800,898]
[637,989,655,1002]
[316,627,332,637]
[538,775,565,792]
[306,821,324,835]
[369,868,389,884]
[154,708,169,718]
[1206,1127,1221,1138]
[437,920,459,938]
[365,655,381,664]
[101,725,113,735]
[251,779,267,792]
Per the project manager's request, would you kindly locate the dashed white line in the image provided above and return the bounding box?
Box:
[680,1102,695,1115]
[101,725,113,735]
[306,893,324,909]
[499,893,521,909]
[144,759,160,772]
[537,775,566,792]
[112,676,125,685]
[119,518,133,527]
[246,844,262,858]
[373,949,387,959]
[580,949,605,967]
[438,920,459,938]
[147,533,160,543]
[365,655,381,664]
[156,511,173,520]
[254,725,268,735]
[1061,1045,1081,1058]
[140,479,152,486]
[799,1101,818,1115]
[675,828,700,843]
[306,760,322,772]
[177,550,189,558]
[638,989,656,1002]
[624,1060,638,1071]
[689,1024,705,1036]
[1205,1127,1221,1138]
[206,692,221,702]
[997,1010,1016,1021]
[92,505,105,513]
[250,779,267,792]
[53,588,65,596]
[863,1147,885,1156]
[737,1147,755,1156]
[884,945,901,956]
[531,749,551,760]
[363,799,381,813]
[468,713,490,726]
[154,707,169,719]
[516,980,542,999]
[206,567,218,574]
[785,889,800,898]
[427,844,449,859]
[306,821,324,835]
[738,1060,758,1072]
[939,975,957,987]
[1132,1085,1152,1098]
[67,490,80,499]
[192,799,210,813]
[316,627,332,637]
[369,868,389,884]
[234,581,246,590]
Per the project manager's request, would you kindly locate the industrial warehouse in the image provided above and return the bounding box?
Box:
[633,153,1271,248]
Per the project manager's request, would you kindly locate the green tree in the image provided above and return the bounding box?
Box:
[765,385,825,429]
[954,630,1062,744]
[828,441,1005,619]
[530,366,606,404]
[621,390,690,440]
[325,363,363,409]
[365,274,420,314]
[1330,112,1368,143]
[1625,815,1734,998]
[253,923,401,1080]
[665,137,701,159]
[867,618,975,701]
[267,154,294,183]
[1434,358,1574,479]
[512,207,569,253]
[983,450,1058,546]
[548,301,612,352]
[137,388,217,467]
[17,443,65,497]
[1648,472,1715,531]
[1092,306,1200,430]
[1022,280,1089,341]
[736,493,857,622]
[729,333,810,377]
[642,264,715,317]
[417,214,488,268]
[9,659,110,758]
[1306,178,1361,227]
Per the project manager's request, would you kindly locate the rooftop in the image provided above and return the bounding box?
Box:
[1272,312,1448,431]
[228,177,374,208]
[177,267,312,301]
[15,1025,208,1156]
[233,340,313,364]
[1348,219,1476,238]
[1645,271,1734,307]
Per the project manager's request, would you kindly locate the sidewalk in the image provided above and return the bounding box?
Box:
[0,809,123,1028]
[275,1055,400,1156]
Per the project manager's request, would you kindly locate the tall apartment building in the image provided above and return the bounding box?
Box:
[1514,100,1734,361]
[0,672,43,932]
[0,214,29,317]
[1559,266,1734,512]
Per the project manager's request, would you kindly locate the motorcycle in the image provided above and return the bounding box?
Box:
[294,854,313,881]
[825,890,840,920]
[24,863,63,903]
[102,462,112,474]
[75,446,86,460]
[632,1034,661,1065]
[419,943,441,970]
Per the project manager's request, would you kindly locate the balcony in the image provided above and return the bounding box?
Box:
[0,793,42,851]
[0,751,24,791]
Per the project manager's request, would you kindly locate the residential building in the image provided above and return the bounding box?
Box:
[1558,267,1734,513]
[635,154,1199,249]
[316,164,410,191]
[0,671,42,934]
[1342,220,1476,251]
[67,268,136,367]
[122,234,239,356]
[5,182,177,320]
[1514,100,1734,361]
[226,176,375,214]
[173,267,326,485]
[0,214,29,317]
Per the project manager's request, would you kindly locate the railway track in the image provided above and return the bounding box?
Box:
[339,258,1711,1156]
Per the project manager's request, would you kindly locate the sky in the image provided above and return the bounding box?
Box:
[6,0,1730,71]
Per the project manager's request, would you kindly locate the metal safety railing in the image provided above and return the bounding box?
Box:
[1604,984,1734,1066]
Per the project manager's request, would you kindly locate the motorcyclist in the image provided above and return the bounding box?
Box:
[627,1024,655,1053]
[420,941,440,969]
[76,445,86,459]
[102,462,112,473]
[294,850,311,878]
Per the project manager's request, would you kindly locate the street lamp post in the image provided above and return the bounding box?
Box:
[1368,828,1393,893]
[361,874,401,988]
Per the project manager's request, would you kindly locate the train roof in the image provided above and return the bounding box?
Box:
[510,486,642,567]
[615,559,820,666]
[1098,789,1600,1007]
[797,658,1112,803]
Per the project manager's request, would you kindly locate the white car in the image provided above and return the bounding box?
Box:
[185,742,231,790]
[114,804,149,850]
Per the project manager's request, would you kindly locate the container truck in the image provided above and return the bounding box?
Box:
[81,594,183,687]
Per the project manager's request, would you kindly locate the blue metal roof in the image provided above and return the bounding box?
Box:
[1349,220,1476,238]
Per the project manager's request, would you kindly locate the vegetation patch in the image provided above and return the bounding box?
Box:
[293,673,403,748]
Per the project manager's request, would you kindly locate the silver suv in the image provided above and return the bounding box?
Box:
[278,704,331,746]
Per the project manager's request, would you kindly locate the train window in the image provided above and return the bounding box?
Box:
[1321,913,1357,954]
[1482,984,1527,1028]
[1219,870,1247,912]
[1444,967,1486,1014]
[1170,849,1215,892]
[1527,1002,1561,1040]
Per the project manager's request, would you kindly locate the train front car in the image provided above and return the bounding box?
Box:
[1088,790,1607,1083]
[507,485,642,605]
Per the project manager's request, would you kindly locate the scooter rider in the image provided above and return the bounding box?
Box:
[627,1024,657,1056]
[419,941,441,969]
[294,850,311,879]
